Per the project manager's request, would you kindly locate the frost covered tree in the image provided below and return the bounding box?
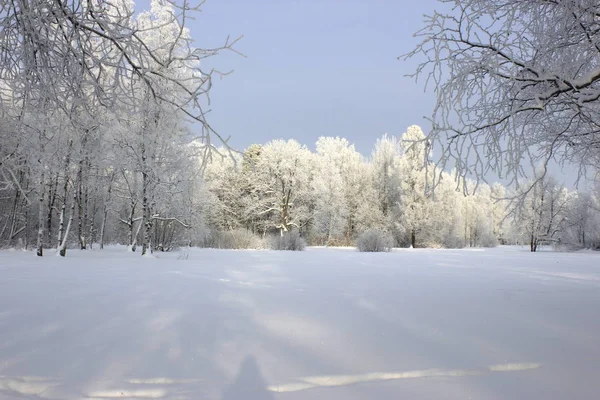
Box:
[461,184,498,248]
[248,140,314,235]
[398,125,431,247]
[562,190,600,249]
[415,172,458,247]
[514,176,571,252]
[369,134,403,243]
[490,183,509,243]
[204,151,246,231]
[317,138,371,243]
[430,173,464,247]
[312,137,352,245]
[405,0,600,182]
[237,144,278,235]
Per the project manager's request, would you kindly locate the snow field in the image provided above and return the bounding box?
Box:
[0,246,599,399]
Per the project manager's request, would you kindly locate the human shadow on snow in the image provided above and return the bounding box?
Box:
[221,355,274,400]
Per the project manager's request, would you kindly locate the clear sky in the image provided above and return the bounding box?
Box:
[185,0,439,156]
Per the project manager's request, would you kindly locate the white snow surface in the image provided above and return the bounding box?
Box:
[0,246,599,399]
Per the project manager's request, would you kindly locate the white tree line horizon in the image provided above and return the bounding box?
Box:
[2,120,599,254]
[201,127,600,252]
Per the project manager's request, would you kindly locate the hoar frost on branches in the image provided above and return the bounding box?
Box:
[404,0,600,185]
[0,0,239,256]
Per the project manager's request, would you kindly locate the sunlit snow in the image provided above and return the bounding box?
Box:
[0,246,598,399]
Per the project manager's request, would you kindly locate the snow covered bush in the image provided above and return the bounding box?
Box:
[215,229,265,250]
[270,231,306,251]
[477,233,499,248]
[356,229,393,252]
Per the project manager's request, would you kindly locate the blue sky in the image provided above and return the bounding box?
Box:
[185,0,439,156]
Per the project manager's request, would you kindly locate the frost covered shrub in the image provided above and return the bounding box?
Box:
[270,231,306,251]
[477,233,498,248]
[356,229,393,252]
[215,229,265,249]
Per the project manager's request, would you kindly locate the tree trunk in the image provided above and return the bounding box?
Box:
[130,221,136,251]
[411,229,416,248]
[59,187,77,257]
[36,172,45,257]
[141,171,152,256]
[57,140,72,249]
[140,127,153,256]
[23,192,29,250]
[23,168,30,250]
[77,160,86,250]
[57,197,67,250]
[8,185,21,246]
[346,216,353,246]
[46,173,59,246]
[89,167,98,249]
[82,161,90,249]
[0,211,9,241]
[131,218,143,252]
[100,208,108,250]
[81,179,89,250]
[7,169,27,246]
[89,197,96,250]
[99,171,115,250]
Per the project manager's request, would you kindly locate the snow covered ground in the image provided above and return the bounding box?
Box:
[0,246,599,400]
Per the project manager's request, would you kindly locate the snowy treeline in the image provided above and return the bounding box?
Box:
[2,112,600,253]
[202,127,600,251]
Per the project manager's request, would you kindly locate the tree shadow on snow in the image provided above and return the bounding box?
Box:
[221,355,274,400]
